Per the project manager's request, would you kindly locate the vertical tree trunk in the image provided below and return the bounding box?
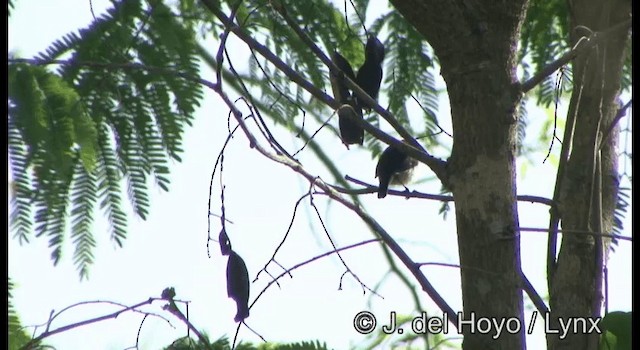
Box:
[548,1,630,349]
[390,1,529,349]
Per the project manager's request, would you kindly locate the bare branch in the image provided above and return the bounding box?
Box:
[308,186,381,297]
[161,288,213,350]
[250,239,381,308]
[342,176,554,205]
[253,194,310,284]
[521,226,631,242]
[207,120,245,258]
[208,61,460,330]
[599,99,632,150]
[21,297,166,350]
[409,93,452,138]
[418,262,550,315]
[520,274,550,315]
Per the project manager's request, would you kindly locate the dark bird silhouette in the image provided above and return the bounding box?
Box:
[375,143,418,198]
[226,250,250,322]
[355,36,385,112]
[330,51,364,146]
[219,228,231,256]
[330,51,356,104]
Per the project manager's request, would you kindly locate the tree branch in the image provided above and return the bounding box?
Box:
[21,297,164,350]
[161,288,212,350]
[208,63,460,329]
[342,175,554,205]
[519,18,631,94]
[199,0,450,188]
[599,99,631,150]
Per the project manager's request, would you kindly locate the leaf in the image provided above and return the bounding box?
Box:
[599,311,632,350]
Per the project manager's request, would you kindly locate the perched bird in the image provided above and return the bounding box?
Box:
[337,104,364,146]
[330,51,356,105]
[226,250,250,322]
[330,51,364,146]
[375,143,418,198]
[355,36,385,112]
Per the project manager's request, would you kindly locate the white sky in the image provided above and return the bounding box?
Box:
[8,1,632,350]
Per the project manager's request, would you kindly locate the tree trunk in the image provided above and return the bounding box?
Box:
[389,1,529,349]
[548,1,630,349]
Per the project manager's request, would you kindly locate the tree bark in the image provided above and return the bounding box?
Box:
[390,1,529,349]
[548,1,630,349]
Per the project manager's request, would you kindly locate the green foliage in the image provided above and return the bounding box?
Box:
[515,94,529,156]
[165,335,232,350]
[9,0,631,284]
[164,336,330,350]
[262,340,330,350]
[518,0,631,154]
[9,278,44,350]
[374,11,438,141]
[220,1,441,159]
[519,0,573,109]
[620,43,632,92]
[599,311,632,350]
[8,0,203,279]
[611,186,630,250]
[238,0,369,137]
[520,0,570,70]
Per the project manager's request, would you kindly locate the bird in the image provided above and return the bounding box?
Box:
[226,249,250,322]
[337,103,364,147]
[375,143,418,198]
[330,51,356,105]
[330,51,364,146]
[355,36,385,112]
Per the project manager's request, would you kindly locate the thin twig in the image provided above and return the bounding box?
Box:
[546,56,589,291]
[543,68,566,164]
[250,239,382,309]
[409,93,452,138]
[207,121,245,258]
[599,99,631,150]
[161,289,212,350]
[253,194,310,284]
[343,175,554,206]
[520,226,630,242]
[308,185,381,297]
[22,298,165,350]
[199,1,450,187]
[519,19,631,93]
[206,50,460,329]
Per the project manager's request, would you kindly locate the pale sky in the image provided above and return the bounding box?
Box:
[8,1,632,349]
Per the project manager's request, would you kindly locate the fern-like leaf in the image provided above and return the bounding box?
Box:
[8,0,203,276]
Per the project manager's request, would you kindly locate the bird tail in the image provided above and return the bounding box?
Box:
[377,179,389,198]
[234,303,250,323]
[338,104,364,146]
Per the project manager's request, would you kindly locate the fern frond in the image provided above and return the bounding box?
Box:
[516,95,529,156]
[611,186,630,250]
[96,125,128,247]
[8,122,33,244]
[8,278,34,350]
[70,165,98,279]
[9,0,203,275]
